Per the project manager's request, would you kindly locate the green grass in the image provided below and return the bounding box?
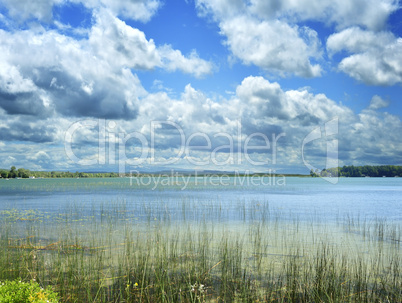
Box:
[0,279,59,302]
[0,200,400,302]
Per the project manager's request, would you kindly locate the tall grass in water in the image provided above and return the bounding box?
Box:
[0,200,400,302]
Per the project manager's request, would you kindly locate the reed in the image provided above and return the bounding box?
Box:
[0,198,400,302]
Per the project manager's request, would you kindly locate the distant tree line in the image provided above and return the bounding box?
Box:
[0,166,120,179]
[2,165,401,179]
[0,166,29,178]
[310,165,402,178]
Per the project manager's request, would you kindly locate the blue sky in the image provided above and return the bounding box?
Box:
[0,0,401,174]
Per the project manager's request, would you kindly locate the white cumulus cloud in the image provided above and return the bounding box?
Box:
[1,0,162,23]
[0,7,213,121]
[94,0,161,23]
[90,9,213,77]
[369,95,390,110]
[249,0,399,31]
[220,16,322,77]
[196,0,400,79]
[89,9,162,70]
[327,27,402,85]
[131,75,401,170]
[196,0,323,78]
[0,0,62,22]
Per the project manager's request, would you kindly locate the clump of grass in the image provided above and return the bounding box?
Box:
[0,278,59,302]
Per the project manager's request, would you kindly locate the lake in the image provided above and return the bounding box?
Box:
[0,176,401,302]
[0,176,401,222]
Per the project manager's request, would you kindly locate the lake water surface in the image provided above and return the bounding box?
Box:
[1,176,400,301]
[0,176,400,223]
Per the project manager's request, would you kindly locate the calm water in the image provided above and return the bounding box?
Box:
[0,176,401,223]
[1,176,400,290]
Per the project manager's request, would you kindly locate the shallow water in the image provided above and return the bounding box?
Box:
[1,177,400,301]
[1,176,400,257]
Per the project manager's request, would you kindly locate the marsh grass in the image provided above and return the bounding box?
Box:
[0,199,400,302]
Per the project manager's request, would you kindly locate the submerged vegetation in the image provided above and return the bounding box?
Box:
[0,198,400,302]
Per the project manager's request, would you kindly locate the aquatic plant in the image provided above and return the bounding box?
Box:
[0,194,400,302]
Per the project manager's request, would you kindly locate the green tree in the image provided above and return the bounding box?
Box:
[0,170,8,178]
[9,166,17,178]
[310,169,319,177]
[17,168,30,178]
